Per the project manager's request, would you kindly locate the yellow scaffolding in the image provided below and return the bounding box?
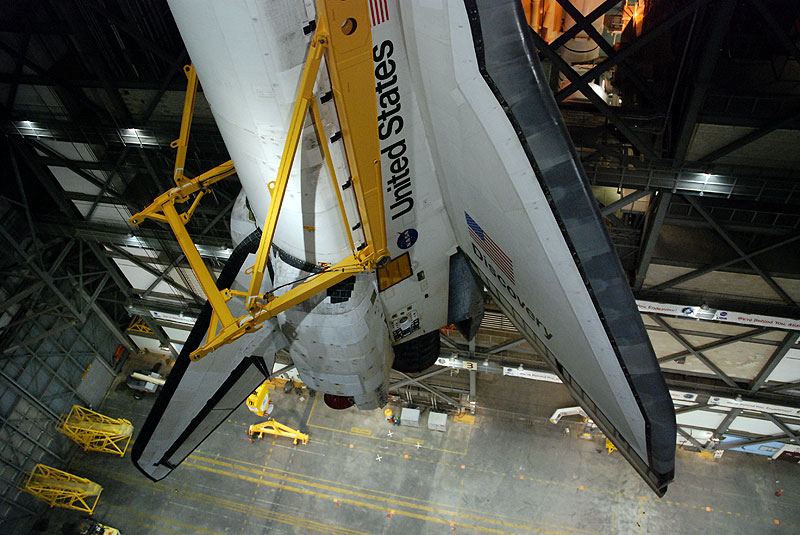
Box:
[129,0,389,362]
[56,405,133,457]
[126,315,154,334]
[247,420,309,445]
[20,464,102,514]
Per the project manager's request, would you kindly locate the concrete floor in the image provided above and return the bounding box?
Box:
[31,375,800,535]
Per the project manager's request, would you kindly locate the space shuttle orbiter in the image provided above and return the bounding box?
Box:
[131,0,676,496]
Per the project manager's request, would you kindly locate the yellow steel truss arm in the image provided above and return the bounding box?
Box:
[129,0,389,361]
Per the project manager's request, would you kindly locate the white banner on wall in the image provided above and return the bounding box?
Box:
[708,396,800,418]
[636,300,800,331]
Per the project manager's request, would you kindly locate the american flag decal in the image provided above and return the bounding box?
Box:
[370,0,389,26]
[466,212,515,284]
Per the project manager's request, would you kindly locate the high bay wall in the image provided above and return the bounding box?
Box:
[0,191,139,520]
[1,0,800,525]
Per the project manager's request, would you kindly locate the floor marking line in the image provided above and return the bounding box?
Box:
[183,458,599,535]
[192,452,600,534]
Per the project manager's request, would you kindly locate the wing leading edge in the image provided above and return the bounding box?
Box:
[132,230,287,481]
[401,0,676,495]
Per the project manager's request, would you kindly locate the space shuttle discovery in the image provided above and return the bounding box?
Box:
[131,0,677,496]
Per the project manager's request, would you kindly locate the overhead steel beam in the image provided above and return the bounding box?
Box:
[750,332,800,392]
[392,370,460,408]
[485,337,526,354]
[0,39,108,118]
[699,108,800,163]
[675,403,711,414]
[748,0,800,62]
[29,140,127,201]
[599,189,650,216]
[141,254,185,298]
[137,313,179,360]
[649,234,800,292]
[529,30,658,159]
[583,158,800,205]
[760,380,800,394]
[716,433,795,450]
[553,0,653,103]
[555,0,708,103]
[390,367,450,391]
[547,0,621,52]
[672,1,735,162]
[651,314,739,388]
[677,426,708,450]
[439,334,463,351]
[657,327,769,364]
[634,191,671,290]
[684,195,798,308]
[105,243,204,304]
[762,412,800,442]
[712,408,741,438]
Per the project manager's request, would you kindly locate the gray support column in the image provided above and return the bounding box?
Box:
[750,332,800,392]
[634,191,671,290]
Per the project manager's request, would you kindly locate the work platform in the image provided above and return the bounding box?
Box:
[31,368,800,535]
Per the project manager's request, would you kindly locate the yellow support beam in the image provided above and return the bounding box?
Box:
[317,0,389,265]
[129,0,389,362]
[20,464,102,514]
[57,405,133,457]
[247,419,309,445]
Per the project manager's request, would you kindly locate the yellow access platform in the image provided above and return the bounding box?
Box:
[247,420,309,445]
[57,405,133,457]
[20,464,102,514]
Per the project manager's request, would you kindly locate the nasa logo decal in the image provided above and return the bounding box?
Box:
[397,229,418,250]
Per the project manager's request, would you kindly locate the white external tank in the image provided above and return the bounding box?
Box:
[168,0,392,408]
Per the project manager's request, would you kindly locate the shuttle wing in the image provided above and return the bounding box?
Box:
[132,231,287,481]
[400,0,676,495]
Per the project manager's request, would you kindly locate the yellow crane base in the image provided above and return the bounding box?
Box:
[247,419,309,445]
[57,405,133,457]
[20,464,102,514]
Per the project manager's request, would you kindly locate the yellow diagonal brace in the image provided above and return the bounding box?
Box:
[245,32,328,312]
[162,202,237,329]
[172,64,198,186]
